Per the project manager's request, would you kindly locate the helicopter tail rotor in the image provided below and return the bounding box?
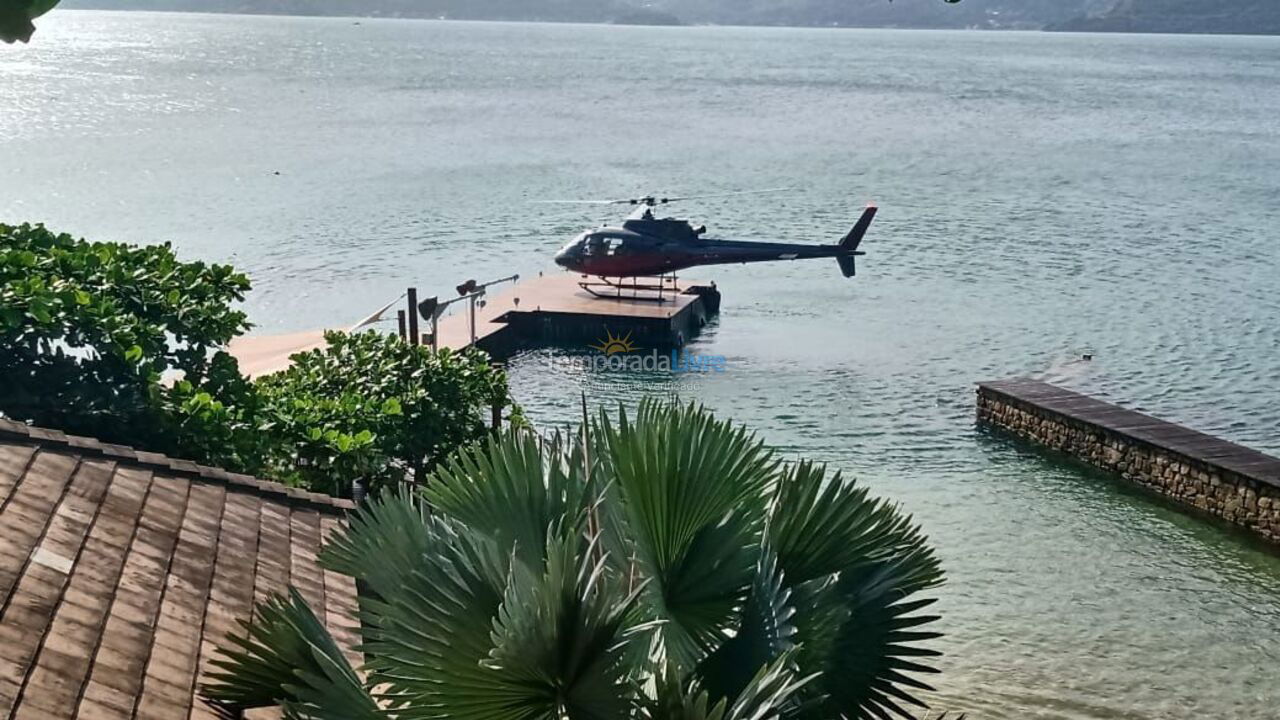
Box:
[837,204,877,278]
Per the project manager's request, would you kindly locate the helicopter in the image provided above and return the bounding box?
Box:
[547,190,878,285]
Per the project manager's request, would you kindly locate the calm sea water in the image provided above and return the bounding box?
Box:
[4,11,1280,718]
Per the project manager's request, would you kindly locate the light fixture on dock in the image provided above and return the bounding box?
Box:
[409,275,519,351]
[417,296,439,321]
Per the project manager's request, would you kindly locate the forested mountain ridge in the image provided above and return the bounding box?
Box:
[57,0,1280,34]
[639,0,1107,30]
[1050,0,1280,35]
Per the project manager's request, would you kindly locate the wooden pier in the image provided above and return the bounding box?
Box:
[230,273,720,377]
[978,378,1280,545]
[457,274,719,358]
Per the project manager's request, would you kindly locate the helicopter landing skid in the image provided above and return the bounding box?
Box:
[579,275,680,303]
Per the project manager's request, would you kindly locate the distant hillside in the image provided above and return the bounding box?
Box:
[59,1,630,23]
[613,8,681,26]
[57,0,1095,29]
[57,0,1280,34]
[640,0,1106,30]
[1050,0,1280,35]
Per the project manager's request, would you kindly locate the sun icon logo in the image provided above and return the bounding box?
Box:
[589,328,640,356]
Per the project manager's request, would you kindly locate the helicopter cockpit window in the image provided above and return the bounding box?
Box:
[584,235,628,257]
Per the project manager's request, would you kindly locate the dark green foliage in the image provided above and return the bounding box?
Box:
[256,330,512,495]
[0,0,60,43]
[427,430,593,567]
[203,401,948,719]
[315,487,436,600]
[769,461,926,587]
[161,350,270,472]
[1,222,514,499]
[202,588,383,720]
[593,402,777,669]
[696,554,797,706]
[0,222,252,452]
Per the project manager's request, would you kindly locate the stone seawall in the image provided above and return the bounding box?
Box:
[977,379,1280,545]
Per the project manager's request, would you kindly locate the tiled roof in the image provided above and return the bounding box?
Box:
[0,419,362,720]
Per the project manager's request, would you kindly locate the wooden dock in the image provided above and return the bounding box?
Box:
[230,273,720,378]
[978,378,1280,544]
[461,273,718,358]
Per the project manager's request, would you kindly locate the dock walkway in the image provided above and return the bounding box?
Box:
[229,273,717,378]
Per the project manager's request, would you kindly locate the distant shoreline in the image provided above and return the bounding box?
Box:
[51,7,1280,38]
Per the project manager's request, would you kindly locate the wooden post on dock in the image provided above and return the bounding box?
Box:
[468,294,478,346]
[396,310,406,341]
[406,287,419,346]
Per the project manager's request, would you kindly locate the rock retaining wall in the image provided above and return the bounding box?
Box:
[977,379,1280,545]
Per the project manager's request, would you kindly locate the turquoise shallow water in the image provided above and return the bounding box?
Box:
[4,11,1280,718]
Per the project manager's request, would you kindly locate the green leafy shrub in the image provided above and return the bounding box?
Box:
[0,222,252,449]
[202,401,947,720]
[162,350,269,473]
[256,331,513,496]
[0,0,60,44]
[1,222,516,499]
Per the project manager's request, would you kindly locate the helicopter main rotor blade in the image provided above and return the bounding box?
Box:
[658,187,793,203]
[531,199,629,205]
[532,187,793,207]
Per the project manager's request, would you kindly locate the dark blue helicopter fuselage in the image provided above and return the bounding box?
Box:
[553,207,875,278]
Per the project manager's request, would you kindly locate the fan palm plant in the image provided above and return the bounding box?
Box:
[201,400,947,719]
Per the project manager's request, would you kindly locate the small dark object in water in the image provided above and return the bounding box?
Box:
[1082,354,1094,361]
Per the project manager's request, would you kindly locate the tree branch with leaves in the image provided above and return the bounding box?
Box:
[1,222,516,498]
[0,0,60,43]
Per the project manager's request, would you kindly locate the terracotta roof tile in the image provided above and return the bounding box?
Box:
[0,424,361,719]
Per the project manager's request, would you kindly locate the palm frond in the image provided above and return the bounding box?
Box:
[318,489,434,601]
[594,400,778,668]
[425,428,592,568]
[200,400,955,720]
[819,534,945,720]
[768,462,920,587]
[720,651,813,720]
[485,524,648,719]
[200,587,382,718]
[358,517,513,719]
[645,651,810,720]
[697,553,796,706]
[787,576,847,689]
[644,665,728,720]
